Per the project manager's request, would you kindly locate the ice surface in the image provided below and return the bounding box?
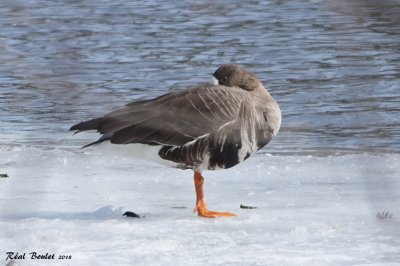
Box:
[0,146,399,265]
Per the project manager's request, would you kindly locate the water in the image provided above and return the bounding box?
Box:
[1,0,399,155]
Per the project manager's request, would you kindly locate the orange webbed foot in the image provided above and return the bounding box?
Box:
[194,199,237,218]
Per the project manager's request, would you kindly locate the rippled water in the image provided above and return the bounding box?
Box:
[1,0,399,155]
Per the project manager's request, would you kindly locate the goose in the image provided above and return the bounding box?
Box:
[70,64,281,218]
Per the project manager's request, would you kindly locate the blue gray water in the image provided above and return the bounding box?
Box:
[1,0,399,155]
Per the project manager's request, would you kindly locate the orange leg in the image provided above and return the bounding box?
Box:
[193,171,237,218]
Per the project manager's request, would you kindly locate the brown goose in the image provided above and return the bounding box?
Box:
[70,64,281,218]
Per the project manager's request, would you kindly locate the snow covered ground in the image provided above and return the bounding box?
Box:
[1,146,399,265]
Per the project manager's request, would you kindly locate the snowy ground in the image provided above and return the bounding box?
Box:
[1,146,399,266]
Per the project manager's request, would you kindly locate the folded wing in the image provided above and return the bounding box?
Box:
[70,85,248,147]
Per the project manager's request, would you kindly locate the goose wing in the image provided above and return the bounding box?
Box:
[70,85,249,147]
